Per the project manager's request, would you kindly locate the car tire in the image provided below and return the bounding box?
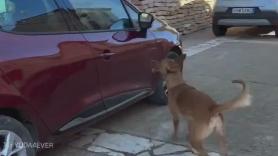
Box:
[148,51,181,105]
[213,25,227,37]
[0,115,36,156]
[148,79,167,105]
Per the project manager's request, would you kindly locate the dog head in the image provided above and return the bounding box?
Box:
[152,54,186,76]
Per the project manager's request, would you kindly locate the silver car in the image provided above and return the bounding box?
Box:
[213,0,278,37]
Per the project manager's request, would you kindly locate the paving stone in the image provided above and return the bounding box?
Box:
[68,135,97,148]
[67,129,220,156]
[81,128,106,136]
[153,143,188,155]
[88,146,125,156]
[92,133,153,154]
[150,140,164,147]
[184,153,197,156]
[40,145,106,156]
[208,152,220,156]
[137,151,151,156]
[165,153,195,156]
[165,152,220,156]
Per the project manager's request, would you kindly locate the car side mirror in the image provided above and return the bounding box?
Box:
[138,12,154,30]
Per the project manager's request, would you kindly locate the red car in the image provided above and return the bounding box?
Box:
[0,0,183,155]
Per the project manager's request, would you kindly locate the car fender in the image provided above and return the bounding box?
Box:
[0,72,50,141]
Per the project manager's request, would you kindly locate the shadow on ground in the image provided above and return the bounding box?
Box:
[227,27,276,38]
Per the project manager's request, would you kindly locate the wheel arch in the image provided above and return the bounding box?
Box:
[169,46,183,55]
[0,95,50,142]
[0,108,25,123]
[0,95,40,138]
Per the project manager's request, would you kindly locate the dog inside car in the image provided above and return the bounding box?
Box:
[152,54,252,156]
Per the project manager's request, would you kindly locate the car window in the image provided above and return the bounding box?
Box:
[124,2,139,28]
[0,0,70,33]
[67,0,133,31]
[0,1,6,14]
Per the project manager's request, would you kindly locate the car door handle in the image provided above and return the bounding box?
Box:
[99,50,115,60]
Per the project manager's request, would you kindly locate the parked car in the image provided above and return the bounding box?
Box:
[0,0,183,155]
[213,0,278,37]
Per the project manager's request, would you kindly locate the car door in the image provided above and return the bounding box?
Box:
[0,0,104,132]
[64,0,159,108]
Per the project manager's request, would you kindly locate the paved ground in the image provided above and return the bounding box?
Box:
[40,27,278,156]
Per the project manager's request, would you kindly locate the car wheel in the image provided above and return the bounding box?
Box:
[0,115,36,156]
[148,79,168,105]
[148,51,181,105]
[213,25,227,37]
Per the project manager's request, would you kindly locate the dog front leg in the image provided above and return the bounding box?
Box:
[169,104,179,140]
[173,118,179,139]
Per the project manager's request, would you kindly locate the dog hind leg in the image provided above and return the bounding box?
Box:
[215,114,228,156]
[188,124,209,156]
[189,138,208,156]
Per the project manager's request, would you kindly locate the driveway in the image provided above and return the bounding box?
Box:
[40,27,278,156]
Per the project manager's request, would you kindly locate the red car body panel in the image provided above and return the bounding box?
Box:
[0,32,103,134]
[83,31,158,105]
[0,0,182,143]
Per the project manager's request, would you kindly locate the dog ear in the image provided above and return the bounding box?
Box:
[166,60,180,73]
[151,60,160,73]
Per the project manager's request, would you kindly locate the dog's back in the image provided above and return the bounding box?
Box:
[168,83,217,122]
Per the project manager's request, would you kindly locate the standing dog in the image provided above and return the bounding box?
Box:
[152,54,252,156]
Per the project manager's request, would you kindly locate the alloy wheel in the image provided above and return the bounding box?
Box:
[0,130,27,156]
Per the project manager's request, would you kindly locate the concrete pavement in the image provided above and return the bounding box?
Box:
[40,27,278,156]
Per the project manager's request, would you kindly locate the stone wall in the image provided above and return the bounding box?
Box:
[129,0,216,35]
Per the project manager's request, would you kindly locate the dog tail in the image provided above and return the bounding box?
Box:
[212,80,252,115]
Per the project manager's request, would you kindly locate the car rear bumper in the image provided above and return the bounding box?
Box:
[213,9,278,26]
[218,19,271,26]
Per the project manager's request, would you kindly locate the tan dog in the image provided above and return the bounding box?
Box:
[152,54,252,156]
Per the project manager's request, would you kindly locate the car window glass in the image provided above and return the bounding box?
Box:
[0,0,7,13]
[68,0,133,31]
[124,2,139,28]
[0,0,70,33]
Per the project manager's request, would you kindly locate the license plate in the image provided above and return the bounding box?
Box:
[232,8,255,14]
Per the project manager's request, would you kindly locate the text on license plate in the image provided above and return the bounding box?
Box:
[232,8,255,14]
